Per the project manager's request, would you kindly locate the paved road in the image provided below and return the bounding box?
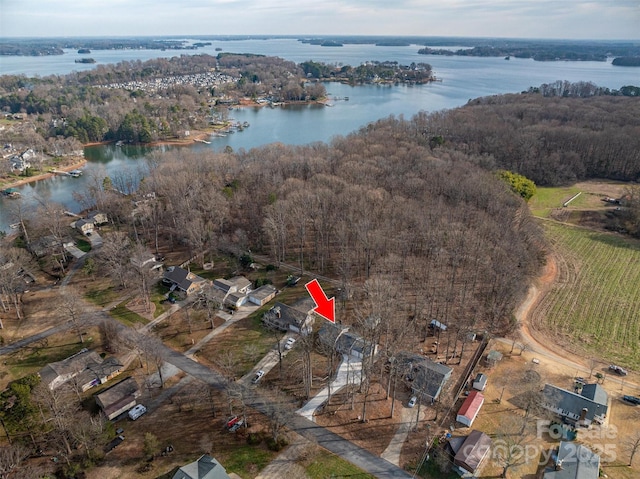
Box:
[158,347,412,478]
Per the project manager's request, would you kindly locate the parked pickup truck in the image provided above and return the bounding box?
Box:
[622,395,640,405]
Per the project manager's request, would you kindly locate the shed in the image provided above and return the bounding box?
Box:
[429,319,447,331]
[472,373,487,391]
[485,350,503,367]
[456,391,484,427]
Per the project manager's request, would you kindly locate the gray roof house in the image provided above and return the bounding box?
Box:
[74,218,94,235]
[262,300,314,334]
[164,266,208,295]
[396,352,452,402]
[172,454,231,479]
[543,441,600,479]
[318,323,378,360]
[541,383,608,427]
[38,349,122,391]
[213,276,251,294]
[248,284,277,306]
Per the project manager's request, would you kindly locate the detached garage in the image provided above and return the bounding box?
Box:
[456,390,484,427]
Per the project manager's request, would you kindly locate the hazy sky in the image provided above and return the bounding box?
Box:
[1,0,639,40]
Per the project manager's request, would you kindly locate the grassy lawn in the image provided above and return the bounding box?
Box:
[84,287,122,307]
[538,221,640,369]
[3,332,92,383]
[306,450,376,479]
[109,303,150,327]
[76,238,92,252]
[217,444,275,479]
[199,310,275,378]
[529,185,584,217]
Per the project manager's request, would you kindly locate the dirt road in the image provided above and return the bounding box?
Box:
[513,255,640,392]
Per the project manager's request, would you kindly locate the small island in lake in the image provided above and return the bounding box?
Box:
[77,48,91,54]
[75,58,96,64]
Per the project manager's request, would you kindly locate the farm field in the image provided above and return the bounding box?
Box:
[533,221,640,370]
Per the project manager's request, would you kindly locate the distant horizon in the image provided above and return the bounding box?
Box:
[2,1,638,41]
[2,34,639,43]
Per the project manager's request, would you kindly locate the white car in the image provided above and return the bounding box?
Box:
[252,370,265,384]
[408,396,417,408]
[128,404,147,420]
[284,337,296,350]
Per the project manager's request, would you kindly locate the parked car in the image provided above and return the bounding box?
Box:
[128,404,147,420]
[609,365,628,376]
[574,377,586,384]
[284,337,296,350]
[225,416,240,429]
[252,370,265,384]
[622,395,640,405]
[408,396,417,408]
[229,419,245,432]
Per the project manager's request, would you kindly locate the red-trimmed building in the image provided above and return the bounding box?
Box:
[456,390,484,427]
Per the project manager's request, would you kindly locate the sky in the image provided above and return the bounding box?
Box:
[1,0,639,40]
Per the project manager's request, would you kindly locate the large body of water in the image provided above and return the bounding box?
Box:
[1,39,639,231]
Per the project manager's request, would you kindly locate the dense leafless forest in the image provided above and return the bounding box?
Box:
[64,114,544,339]
[417,93,640,186]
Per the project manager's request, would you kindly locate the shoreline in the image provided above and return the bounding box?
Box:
[1,158,87,191]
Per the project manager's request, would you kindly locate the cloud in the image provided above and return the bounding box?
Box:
[1,0,638,39]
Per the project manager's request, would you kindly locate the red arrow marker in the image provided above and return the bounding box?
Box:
[305,279,335,323]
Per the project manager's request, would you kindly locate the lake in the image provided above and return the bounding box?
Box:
[1,38,639,231]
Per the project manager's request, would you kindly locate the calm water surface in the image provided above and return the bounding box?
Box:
[1,39,638,231]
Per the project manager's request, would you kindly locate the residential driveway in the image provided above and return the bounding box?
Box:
[381,405,426,466]
[87,231,103,247]
[64,243,86,259]
[297,353,362,421]
[239,333,296,385]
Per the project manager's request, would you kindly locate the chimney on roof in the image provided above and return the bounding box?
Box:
[579,407,588,423]
[274,306,281,318]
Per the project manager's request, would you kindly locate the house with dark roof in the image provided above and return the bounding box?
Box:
[317,323,378,360]
[395,352,452,402]
[262,300,314,334]
[164,266,208,295]
[543,441,600,479]
[86,211,108,225]
[74,218,94,235]
[95,377,141,420]
[541,383,608,427]
[172,454,232,479]
[446,430,492,477]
